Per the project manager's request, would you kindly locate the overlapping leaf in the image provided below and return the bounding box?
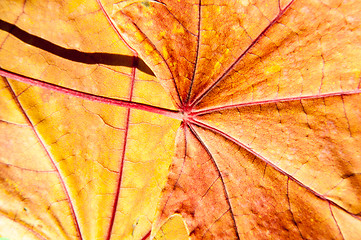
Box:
[112,0,361,239]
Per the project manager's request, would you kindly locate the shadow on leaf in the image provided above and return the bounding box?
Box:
[0,19,154,76]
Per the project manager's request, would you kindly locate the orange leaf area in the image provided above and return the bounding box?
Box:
[1,0,361,239]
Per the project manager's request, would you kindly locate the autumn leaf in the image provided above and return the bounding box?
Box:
[1,0,361,239]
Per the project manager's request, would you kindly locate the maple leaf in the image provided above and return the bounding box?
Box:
[1,0,361,239]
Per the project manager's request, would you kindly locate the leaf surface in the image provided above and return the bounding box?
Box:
[1,0,361,239]
[0,0,179,239]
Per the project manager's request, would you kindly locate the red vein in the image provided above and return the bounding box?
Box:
[190,118,361,221]
[188,124,240,239]
[192,89,361,116]
[96,1,139,238]
[185,0,202,105]
[3,78,83,239]
[0,68,182,120]
[329,203,345,240]
[105,72,133,239]
[286,178,304,239]
[189,0,296,108]
[106,100,131,239]
[141,230,151,240]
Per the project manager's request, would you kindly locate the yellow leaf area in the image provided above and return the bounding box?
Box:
[112,0,361,239]
[153,214,189,240]
[0,0,180,240]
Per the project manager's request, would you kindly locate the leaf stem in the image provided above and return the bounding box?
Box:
[0,68,182,120]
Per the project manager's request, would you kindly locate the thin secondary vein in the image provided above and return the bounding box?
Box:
[286,178,304,239]
[329,203,345,240]
[0,210,48,240]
